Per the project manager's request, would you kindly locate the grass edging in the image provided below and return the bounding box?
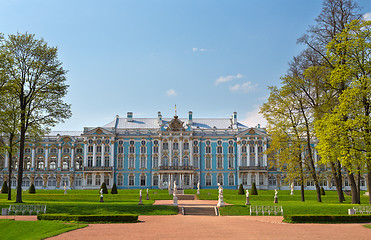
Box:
[283,215,371,223]
[38,213,138,223]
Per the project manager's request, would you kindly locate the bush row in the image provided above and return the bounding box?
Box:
[283,215,371,223]
[38,214,138,223]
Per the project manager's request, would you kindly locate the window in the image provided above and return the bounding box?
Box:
[206,175,212,186]
[153,146,158,153]
[228,146,234,154]
[268,176,277,186]
[50,161,56,170]
[172,156,179,167]
[153,140,158,145]
[173,142,178,150]
[360,177,365,187]
[118,146,124,153]
[87,175,92,185]
[95,175,101,186]
[242,140,246,145]
[140,175,146,186]
[162,156,168,166]
[35,177,43,187]
[320,180,327,186]
[217,146,223,154]
[63,148,70,154]
[88,146,93,153]
[129,175,134,186]
[118,157,123,168]
[96,156,102,167]
[153,156,158,168]
[258,146,263,153]
[105,145,110,152]
[50,148,57,154]
[206,146,211,154]
[129,140,135,145]
[241,156,247,166]
[140,146,146,154]
[11,177,17,187]
[48,177,56,187]
[88,156,93,167]
[217,175,223,185]
[75,157,83,170]
[242,146,247,153]
[118,140,124,145]
[229,174,234,186]
[88,139,93,144]
[104,156,109,167]
[205,155,211,169]
[163,142,168,150]
[129,146,135,154]
[37,148,44,154]
[206,140,211,145]
[228,156,234,168]
[249,155,255,166]
[153,175,159,186]
[242,174,248,185]
[193,146,199,154]
[105,139,110,144]
[183,142,189,150]
[96,145,102,153]
[74,177,82,187]
[104,175,110,185]
[117,175,123,186]
[141,140,146,145]
[62,158,69,170]
[193,155,199,168]
[217,156,223,169]
[259,173,264,185]
[183,156,189,166]
[76,148,83,153]
[25,148,31,154]
[140,155,146,168]
[129,156,135,169]
[22,177,30,187]
[307,180,315,187]
[258,156,263,166]
[97,139,102,144]
[250,174,256,184]
[250,146,255,153]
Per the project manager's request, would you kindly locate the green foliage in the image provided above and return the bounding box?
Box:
[29,184,36,194]
[1,181,8,194]
[100,182,108,194]
[320,187,325,195]
[250,183,258,195]
[283,215,371,223]
[111,183,118,194]
[0,219,86,240]
[38,214,138,223]
[238,184,244,195]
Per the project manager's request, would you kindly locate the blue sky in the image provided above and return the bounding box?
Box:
[1,0,371,131]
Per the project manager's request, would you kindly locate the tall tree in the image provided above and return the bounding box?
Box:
[0,33,71,203]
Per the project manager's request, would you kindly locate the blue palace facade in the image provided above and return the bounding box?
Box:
[0,111,366,191]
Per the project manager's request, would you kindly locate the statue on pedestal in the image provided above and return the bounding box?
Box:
[197,181,200,195]
[99,188,104,202]
[64,182,67,195]
[173,181,178,207]
[245,189,250,205]
[217,183,225,207]
[146,188,149,200]
[139,189,143,205]
[274,189,278,203]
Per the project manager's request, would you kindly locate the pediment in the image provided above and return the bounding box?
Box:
[166,116,185,131]
[238,127,267,137]
[83,127,114,136]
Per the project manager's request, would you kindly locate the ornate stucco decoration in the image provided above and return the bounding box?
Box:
[167,116,185,131]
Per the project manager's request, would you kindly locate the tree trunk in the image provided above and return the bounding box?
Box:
[330,161,345,202]
[7,134,13,201]
[357,170,361,204]
[300,161,305,202]
[368,165,371,204]
[16,112,26,203]
[347,170,359,204]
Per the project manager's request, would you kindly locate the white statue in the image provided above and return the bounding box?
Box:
[218,183,223,197]
[64,182,67,194]
[140,189,142,197]
[274,189,278,198]
[100,188,103,197]
[168,181,171,190]
[290,182,294,195]
[197,181,200,190]
[217,183,225,207]
[246,189,249,198]
[173,181,177,193]
[146,188,149,194]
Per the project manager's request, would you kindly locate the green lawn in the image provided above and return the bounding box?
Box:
[0,219,86,240]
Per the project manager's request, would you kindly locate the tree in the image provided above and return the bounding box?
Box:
[29,183,36,194]
[100,182,108,194]
[0,33,71,203]
[250,182,258,195]
[238,184,244,195]
[111,182,118,194]
[1,181,8,193]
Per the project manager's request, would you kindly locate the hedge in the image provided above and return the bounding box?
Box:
[283,215,371,223]
[37,214,138,223]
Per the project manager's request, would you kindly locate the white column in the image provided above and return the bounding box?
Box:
[158,139,162,167]
[190,140,193,167]
[110,141,114,167]
[263,143,267,166]
[31,147,35,168]
[93,143,96,167]
[257,172,260,186]
[179,139,183,166]
[169,139,172,166]
[237,140,241,167]
[83,143,87,167]
[255,144,258,167]
[45,147,49,168]
[101,143,105,165]
[247,144,250,166]
[57,146,61,168]
[71,146,74,169]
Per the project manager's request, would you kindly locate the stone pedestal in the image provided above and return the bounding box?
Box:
[100,196,104,203]
[245,196,250,205]
[146,193,149,200]
[274,196,278,204]
[138,196,143,205]
[173,196,178,206]
[217,196,225,207]
[197,189,200,195]
[64,189,67,195]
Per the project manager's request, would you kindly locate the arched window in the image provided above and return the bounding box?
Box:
[62,157,69,170]
[48,177,56,187]
[152,156,158,168]
[205,155,211,169]
[140,155,146,169]
[242,174,248,185]
[228,174,234,186]
[22,177,30,187]
[193,155,199,168]
[35,177,43,187]
[87,175,92,185]
[183,156,189,167]
[217,174,223,185]
[205,175,212,186]
[241,156,247,166]
[217,156,223,169]
[140,175,146,186]
[172,156,179,167]
[117,175,123,186]
[95,175,101,186]
[162,156,168,166]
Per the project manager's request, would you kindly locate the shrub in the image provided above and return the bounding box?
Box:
[111,182,118,194]
[238,184,244,195]
[38,214,138,223]
[250,182,258,195]
[100,182,108,194]
[283,215,371,223]
[320,187,325,195]
[29,183,36,194]
[1,181,8,194]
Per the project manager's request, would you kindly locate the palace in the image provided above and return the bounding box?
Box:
[0,111,367,191]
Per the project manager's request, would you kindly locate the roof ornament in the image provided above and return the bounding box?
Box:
[175,104,177,116]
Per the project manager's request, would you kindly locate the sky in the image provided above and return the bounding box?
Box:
[1,0,371,131]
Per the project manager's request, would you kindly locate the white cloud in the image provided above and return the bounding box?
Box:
[229,81,257,93]
[240,106,267,128]
[215,73,243,86]
[192,48,207,52]
[363,12,371,21]
[166,89,177,96]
